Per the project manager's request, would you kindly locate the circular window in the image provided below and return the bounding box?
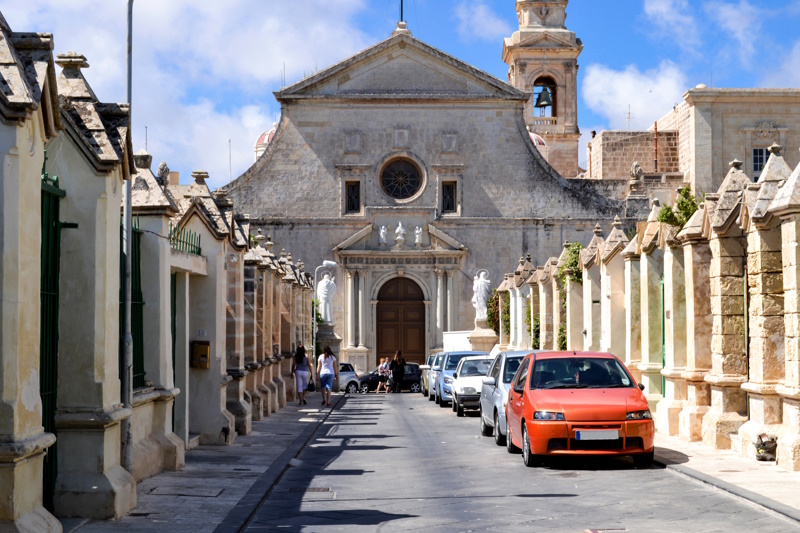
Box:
[380,159,422,200]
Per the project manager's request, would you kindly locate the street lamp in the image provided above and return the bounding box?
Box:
[313,260,338,365]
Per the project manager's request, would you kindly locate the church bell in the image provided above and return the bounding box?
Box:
[534,87,552,108]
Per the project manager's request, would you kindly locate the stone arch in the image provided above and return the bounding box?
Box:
[373,275,428,364]
[531,75,559,118]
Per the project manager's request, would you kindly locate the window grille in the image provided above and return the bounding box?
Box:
[442,182,457,213]
[346,181,361,213]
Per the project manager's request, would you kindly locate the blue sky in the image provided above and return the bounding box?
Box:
[4,0,800,188]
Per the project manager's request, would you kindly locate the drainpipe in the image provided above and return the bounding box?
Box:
[121,0,134,475]
[654,121,659,173]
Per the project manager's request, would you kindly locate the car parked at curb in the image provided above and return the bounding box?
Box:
[428,352,445,402]
[479,350,526,445]
[504,351,655,468]
[358,363,422,393]
[451,355,494,417]
[435,351,489,407]
[420,352,439,397]
[338,362,359,394]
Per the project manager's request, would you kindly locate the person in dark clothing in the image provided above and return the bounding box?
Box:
[390,351,405,393]
[291,343,312,405]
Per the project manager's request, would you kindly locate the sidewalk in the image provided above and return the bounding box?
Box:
[654,434,800,523]
[61,395,342,533]
[61,395,800,531]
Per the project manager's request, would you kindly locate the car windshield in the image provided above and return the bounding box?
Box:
[460,359,492,376]
[445,353,469,371]
[503,356,522,384]
[530,357,634,389]
[434,355,443,368]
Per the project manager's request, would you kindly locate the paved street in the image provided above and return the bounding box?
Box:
[237,393,796,532]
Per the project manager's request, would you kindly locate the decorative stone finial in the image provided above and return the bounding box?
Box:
[563,241,570,249]
[392,20,412,36]
[133,150,152,170]
[254,228,266,243]
[768,143,782,155]
[265,235,274,252]
[729,159,743,170]
[526,254,532,262]
[613,215,622,228]
[191,170,209,184]
[593,223,603,236]
[55,52,89,70]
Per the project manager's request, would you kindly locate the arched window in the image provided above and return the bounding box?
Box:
[533,76,557,118]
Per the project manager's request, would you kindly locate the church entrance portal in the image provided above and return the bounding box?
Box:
[377,278,425,364]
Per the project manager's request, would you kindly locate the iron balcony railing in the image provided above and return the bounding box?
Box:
[169,222,201,256]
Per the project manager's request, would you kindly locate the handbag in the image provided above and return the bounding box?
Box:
[307,380,316,393]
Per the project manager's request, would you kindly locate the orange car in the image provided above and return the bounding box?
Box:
[505,351,654,468]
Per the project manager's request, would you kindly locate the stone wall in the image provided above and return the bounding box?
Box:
[587,130,679,180]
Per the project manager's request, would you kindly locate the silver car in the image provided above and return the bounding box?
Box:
[428,352,445,402]
[479,350,527,445]
[338,362,360,394]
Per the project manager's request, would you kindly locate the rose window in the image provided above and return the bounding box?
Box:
[380,160,422,200]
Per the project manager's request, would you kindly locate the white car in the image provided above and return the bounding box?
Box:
[451,355,494,417]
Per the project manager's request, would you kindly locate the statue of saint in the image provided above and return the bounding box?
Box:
[395,221,407,243]
[472,271,492,323]
[414,226,423,245]
[378,225,388,245]
[316,272,336,324]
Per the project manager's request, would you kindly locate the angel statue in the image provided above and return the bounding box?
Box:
[414,226,423,245]
[378,225,388,245]
[472,270,492,323]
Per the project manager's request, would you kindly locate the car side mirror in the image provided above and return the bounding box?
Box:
[513,385,524,394]
[482,376,496,386]
[453,372,458,378]
[433,366,440,371]
[638,383,645,391]
[420,365,430,370]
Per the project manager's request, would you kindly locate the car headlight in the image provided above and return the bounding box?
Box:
[534,411,565,421]
[444,376,454,384]
[627,410,652,420]
[461,387,476,395]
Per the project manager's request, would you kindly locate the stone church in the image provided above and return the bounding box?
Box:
[224,0,640,369]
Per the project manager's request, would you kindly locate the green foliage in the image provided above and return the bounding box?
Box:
[532,316,540,350]
[501,292,511,335]
[658,186,700,229]
[557,323,567,350]
[486,290,500,334]
[557,242,584,290]
[311,299,324,356]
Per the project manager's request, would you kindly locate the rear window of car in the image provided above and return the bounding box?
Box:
[340,363,354,372]
[531,357,633,389]
[503,356,522,384]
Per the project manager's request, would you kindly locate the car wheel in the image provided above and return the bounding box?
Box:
[451,397,457,412]
[410,382,421,393]
[359,383,369,394]
[494,411,506,446]
[456,403,465,417]
[506,415,520,454]
[434,393,440,405]
[633,451,654,468]
[346,382,359,394]
[480,410,493,437]
[522,425,541,467]
[429,391,435,402]
[439,396,449,408]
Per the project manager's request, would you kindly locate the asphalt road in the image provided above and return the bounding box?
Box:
[243,392,797,532]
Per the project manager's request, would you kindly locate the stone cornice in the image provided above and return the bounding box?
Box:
[55,405,132,430]
[0,431,57,463]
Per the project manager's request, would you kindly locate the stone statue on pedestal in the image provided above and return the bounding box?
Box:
[472,270,492,323]
[414,226,423,246]
[378,225,388,246]
[395,221,407,245]
[316,272,336,324]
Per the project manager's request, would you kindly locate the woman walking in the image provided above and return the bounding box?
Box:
[291,343,312,405]
[390,351,405,393]
[317,346,339,408]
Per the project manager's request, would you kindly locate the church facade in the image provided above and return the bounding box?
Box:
[224,4,639,370]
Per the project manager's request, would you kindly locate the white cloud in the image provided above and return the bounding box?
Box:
[454,1,512,42]
[704,0,763,65]
[643,0,700,50]
[582,61,688,130]
[761,39,800,87]
[1,0,374,188]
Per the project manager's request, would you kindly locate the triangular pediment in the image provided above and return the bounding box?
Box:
[514,31,578,50]
[277,33,526,101]
[334,223,466,253]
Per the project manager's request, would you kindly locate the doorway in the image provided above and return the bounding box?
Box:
[377,278,425,364]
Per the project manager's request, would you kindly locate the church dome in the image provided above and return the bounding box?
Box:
[254,122,278,161]
[528,128,547,146]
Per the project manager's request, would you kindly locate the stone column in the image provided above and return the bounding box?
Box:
[346,270,355,347]
[225,251,252,437]
[639,241,664,410]
[243,257,264,421]
[538,267,554,350]
[679,224,712,442]
[600,253,626,358]
[446,270,455,332]
[358,271,366,347]
[564,270,583,351]
[623,240,643,383]
[173,272,191,441]
[526,279,540,349]
[498,287,509,350]
[551,273,564,350]
[702,230,748,449]
[509,288,518,348]
[0,127,59,530]
[656,239,688,436]
[737,223,784,458]
[435,269,446,347]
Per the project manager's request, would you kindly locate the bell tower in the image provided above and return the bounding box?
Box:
[503,0,582,178]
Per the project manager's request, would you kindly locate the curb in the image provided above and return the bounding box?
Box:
[653,457,800,524]
[213,394,344,533]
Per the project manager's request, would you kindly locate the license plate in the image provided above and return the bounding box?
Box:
[575,429,619,441]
